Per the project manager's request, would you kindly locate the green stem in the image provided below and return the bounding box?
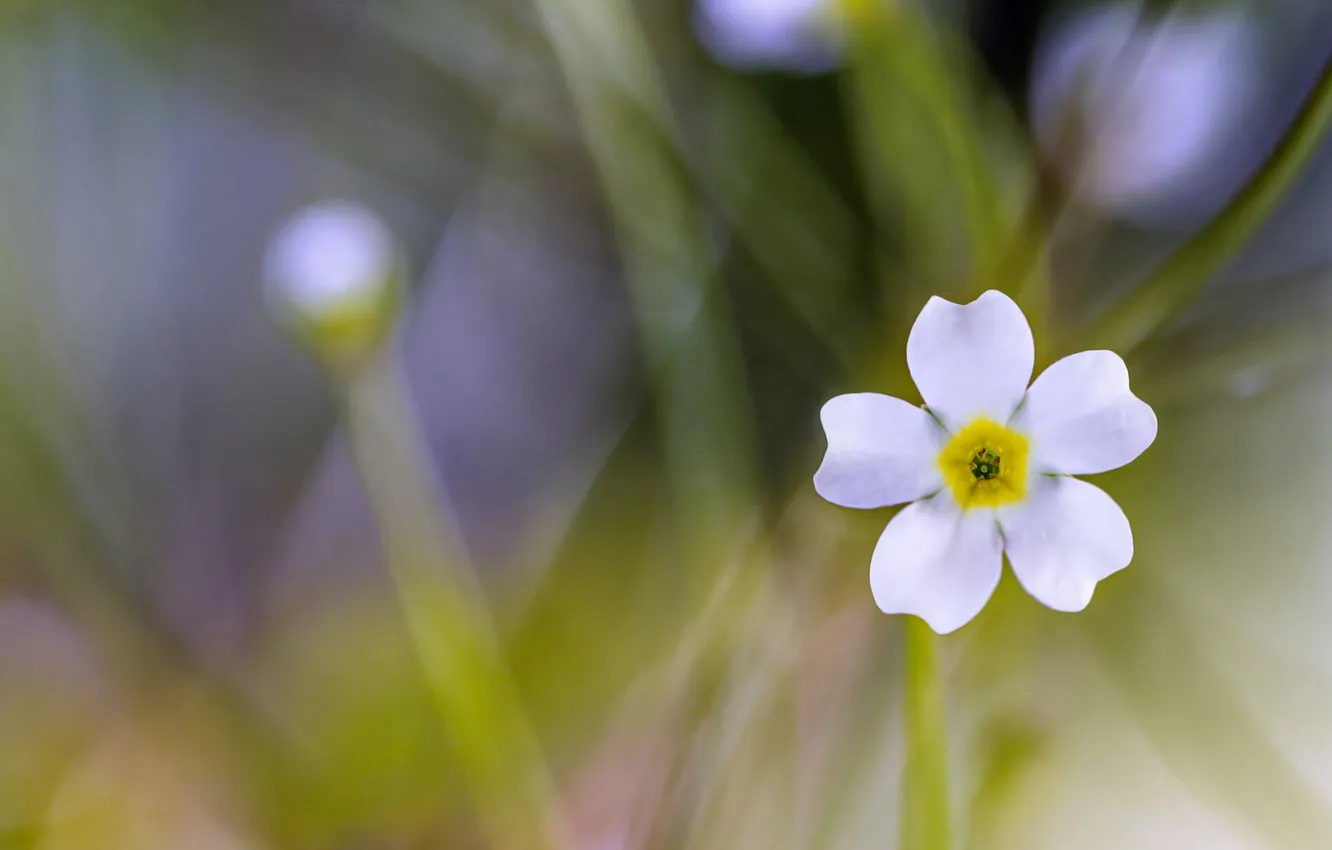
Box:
[901,617,950,850]
[343,351,568,850]
[1075,51,1332,355]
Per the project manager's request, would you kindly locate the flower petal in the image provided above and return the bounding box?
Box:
[906,291,1034,429]
[870,495,1003,634]
[999,477,1133,613]
[1014,350,1157,475]
[814,393,945,509]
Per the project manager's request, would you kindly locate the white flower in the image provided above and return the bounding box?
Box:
[694,0,842,73]
[814,291,1157,634]
[1029,3,1257,222]
[265,201,395,320]
[264,201,401,362]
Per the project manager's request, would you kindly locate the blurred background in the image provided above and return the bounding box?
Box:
[3,0,1332,847]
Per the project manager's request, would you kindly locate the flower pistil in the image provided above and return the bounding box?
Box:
[937,418,1029,510]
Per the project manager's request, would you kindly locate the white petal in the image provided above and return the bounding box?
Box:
[1015,350,1157,475]
[906,291,1034,429]
[999,477,1133,613]
[814,394,945,509]
[870,495,1003,634]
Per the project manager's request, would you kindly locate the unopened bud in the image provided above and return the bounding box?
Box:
[265,201,402,368]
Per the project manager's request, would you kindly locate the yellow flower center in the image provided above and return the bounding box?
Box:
[938,418,1030,510]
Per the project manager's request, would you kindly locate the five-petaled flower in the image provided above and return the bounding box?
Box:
[814,290,1157,634]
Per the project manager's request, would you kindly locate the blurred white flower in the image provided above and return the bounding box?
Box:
[814,291,1157,633]
[1030,3,1258,222]
[264,201,400,362]
[694,0,842,73]
[265,201,394,318]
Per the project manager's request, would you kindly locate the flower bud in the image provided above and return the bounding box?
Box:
[265,201,402,368]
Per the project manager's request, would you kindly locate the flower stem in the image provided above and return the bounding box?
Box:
[1075,49,1332,355]
[343,351,568,850]
[901,617,951,850]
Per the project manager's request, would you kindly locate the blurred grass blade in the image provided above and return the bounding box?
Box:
[1076,50,1332,355]
[533,0,757,575]
[1087,580,1332,849]
[698,79,861,354]
[803,626,900,850]
[841,2,1012,299]
[345,352,569,850]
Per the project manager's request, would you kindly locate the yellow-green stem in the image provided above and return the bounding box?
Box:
[343,351,568,850]
[901,617,950,850]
